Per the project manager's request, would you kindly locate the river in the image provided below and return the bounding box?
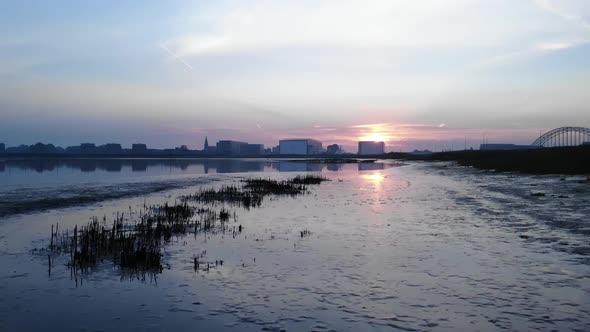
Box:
[0,159,588,331]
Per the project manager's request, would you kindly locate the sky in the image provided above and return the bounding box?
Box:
[1,0,589,152]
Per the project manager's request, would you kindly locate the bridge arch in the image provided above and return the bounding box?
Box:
[532,127,590,147]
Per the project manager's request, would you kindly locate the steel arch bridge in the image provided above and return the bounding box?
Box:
[532,126,590,147]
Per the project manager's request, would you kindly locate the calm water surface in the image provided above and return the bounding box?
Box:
[0,159,589,331]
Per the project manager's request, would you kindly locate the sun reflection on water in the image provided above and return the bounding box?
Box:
[360,172,386,214]
[362,172,385,185]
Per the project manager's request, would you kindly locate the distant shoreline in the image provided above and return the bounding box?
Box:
[1,145,589,174]
[385,145,590,175]
[0,152,381,160]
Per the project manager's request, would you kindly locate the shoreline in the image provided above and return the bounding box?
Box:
[1,145,589,174]
[390,145,590,175]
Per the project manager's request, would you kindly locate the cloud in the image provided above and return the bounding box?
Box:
[2,0,590,148]
[351,123,391,129]
[164,0,527,57]
[469,39,588,70]
[162,0,590,75]
[536,42,575,51]
[159,44,194,70]
[532,0,590,29]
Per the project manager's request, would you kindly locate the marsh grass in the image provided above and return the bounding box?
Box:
[45,174,329,276]
[181,175,329,208]
[48,203,236,275]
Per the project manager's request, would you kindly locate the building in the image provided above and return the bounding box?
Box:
[100,143,123,153]
[79,143,96,153]
[244,144,264,155]
[65,146,80,153]
[215,140,265,155]
[326,144,342,155]
[279,139,323,155]
[132,143,148,153]
[30,143,58,153]
[358,141,385,155]
[203,146,217,154]
[0,143,4,153]
[202,136,216,153]
[6,145,30,153]
[480,144,540,151]
[202,137,217,154]
[216,140,249,155]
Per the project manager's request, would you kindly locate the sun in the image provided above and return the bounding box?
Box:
[359,133,387,142]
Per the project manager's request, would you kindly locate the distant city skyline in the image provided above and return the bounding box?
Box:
[1,1,589,151]
[0,125,565,153]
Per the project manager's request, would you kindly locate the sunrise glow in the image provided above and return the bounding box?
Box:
[355,123,394,143]
[359,133,387,142]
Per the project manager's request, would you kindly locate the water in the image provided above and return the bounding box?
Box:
[0,158,372,217]
[0,159,589,331]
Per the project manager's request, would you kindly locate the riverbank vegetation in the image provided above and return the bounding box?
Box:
[43,175,329,277]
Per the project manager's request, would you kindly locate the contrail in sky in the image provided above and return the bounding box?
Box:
[160,44,194,70]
